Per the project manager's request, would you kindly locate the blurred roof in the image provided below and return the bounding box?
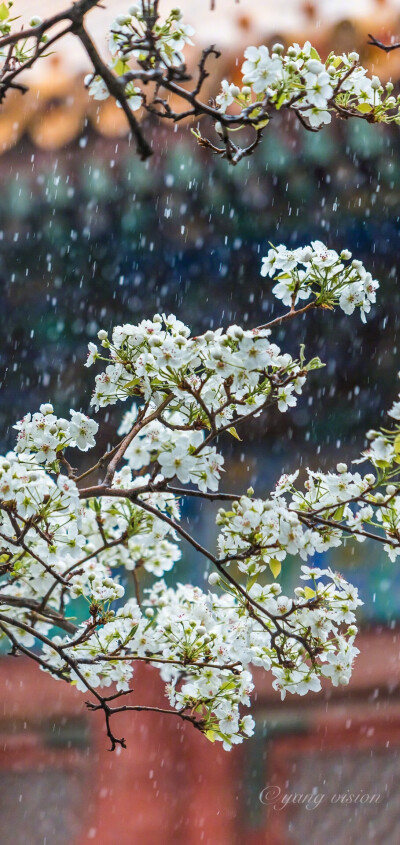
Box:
[17,0,400,65]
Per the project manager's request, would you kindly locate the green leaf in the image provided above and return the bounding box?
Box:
[275,92,287,111]
[205,730,216,742]
[246,573,259,592]
[251,117,269,129]
[228,426,242,442]
[0,4,9,21]
[310,47,321,61]
[269,558,282,578]
[113,58,129,76]
[124,377,141,390]
[304,586,316,599]
[219,680,237,692]
[394,434,400,455]
[306,356,325,371]
[124,624,138,642]
[356,103,373,114]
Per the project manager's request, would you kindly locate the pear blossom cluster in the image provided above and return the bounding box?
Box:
[217,41,400,130]
[79,467,182,579]
[2,245,400,751]
[118,404,225,492]
[38,572,361,748]
[74,3,400,161]
[0,452,86,636]
[86,306,326,491]
[216,490,342,579]
[14,404,98,468]
[261,242,379,321]
[85,3,194,106]
[39,585,248,748]
[108,4,194,68]
[88,313,317,469]
[0,453,181,627]
[3,3,400,167]
[0,5,47,75]
[215,462,384,587]
[3,4,400,752]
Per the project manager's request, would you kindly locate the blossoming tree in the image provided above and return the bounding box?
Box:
[0,1,399,162]
[1,1,400,750]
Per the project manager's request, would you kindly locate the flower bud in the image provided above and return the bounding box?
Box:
[30,16,43,27]
[97,329,108,340]
[371,76,381,90]
[40,403,54,415]
[227,324,244,340]
[208,572,220,586]
[306,59,324,74]
[336,463,347,473]
[115,14,131,25]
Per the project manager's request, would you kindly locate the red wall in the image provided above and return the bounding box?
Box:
[2,626,400,844]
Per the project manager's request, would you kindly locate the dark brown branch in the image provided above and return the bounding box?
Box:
[72,23,151,160]
[256,301,317,331]
[367,33,400,53]
[103,394,172,486]
[0,595,77,634]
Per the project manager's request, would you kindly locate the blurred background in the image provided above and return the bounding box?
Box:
[3,1,400,842]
